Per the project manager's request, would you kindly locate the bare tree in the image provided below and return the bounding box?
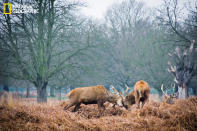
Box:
[104,0,173,94]
[157,0,191,43]
[0,0,89,103]
[168,40,197,98]
[157,0,197,95]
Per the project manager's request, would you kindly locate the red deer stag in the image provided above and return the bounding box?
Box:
[111,84,134,109]
[64,85,123,116]
[110,85,129,108]
[161,84,177,104]
[123,80,150,109]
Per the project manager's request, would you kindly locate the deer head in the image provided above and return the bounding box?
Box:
[110,85,130,97]
[161,84,177,104]
[110,85,124,106]
[110,85,131,108]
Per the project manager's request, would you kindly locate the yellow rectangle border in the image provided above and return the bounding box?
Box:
[3,3,11,14]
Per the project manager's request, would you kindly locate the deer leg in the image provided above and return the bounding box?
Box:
[141,101,145,109]
[141,96,149,108]
[73,103,81,112]
[135,97,140,109]
[102,103,106,110]
[97,101,105,117]
[137,101,140,109]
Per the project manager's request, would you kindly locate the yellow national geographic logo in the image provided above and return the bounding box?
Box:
[3,3,38,14]
[3,3,11,14]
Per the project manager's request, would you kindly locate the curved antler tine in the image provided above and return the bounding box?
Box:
[161,84,164,91]
[110,85,124,98]
[172,83,175,93]
[124,84,130,96]
[125,84,130,90]
[110,85,119,94]
[161,84,168,97]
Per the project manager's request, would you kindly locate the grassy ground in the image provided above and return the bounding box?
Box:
[0,95,197,131]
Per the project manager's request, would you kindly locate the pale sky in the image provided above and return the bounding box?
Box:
[80,0,196,19]
[80,0,163,19]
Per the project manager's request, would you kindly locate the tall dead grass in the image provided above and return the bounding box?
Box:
[0,92,14,108]
[0,97,197,131]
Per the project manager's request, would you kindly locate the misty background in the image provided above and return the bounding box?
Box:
[0,0,196,102]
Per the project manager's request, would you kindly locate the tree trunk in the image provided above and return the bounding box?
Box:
[178,84,189,99]
[16,87,18,93]
[3,85,9,92]
[50,87,55,97]
[58,88,61,101]
[36,82,48,103]
[26,87,30,98]
[192,87,197,96]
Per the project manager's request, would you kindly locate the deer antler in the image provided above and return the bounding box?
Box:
[161,84,178,104]
[110,85,119,94]
[110,85,122,96]
[172,84,175,94]
[124,84,130,96]
[110,85,124,98]
[161,84,168,98]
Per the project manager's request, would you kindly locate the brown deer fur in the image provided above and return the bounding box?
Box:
[123,91,135,109]
[64,85,123,116]
[134,80,150,109]
[123,80,150,109]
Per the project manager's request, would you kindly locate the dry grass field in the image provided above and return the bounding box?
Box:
[0,95,197,131]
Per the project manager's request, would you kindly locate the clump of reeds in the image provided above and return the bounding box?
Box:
[0,91,14,108]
